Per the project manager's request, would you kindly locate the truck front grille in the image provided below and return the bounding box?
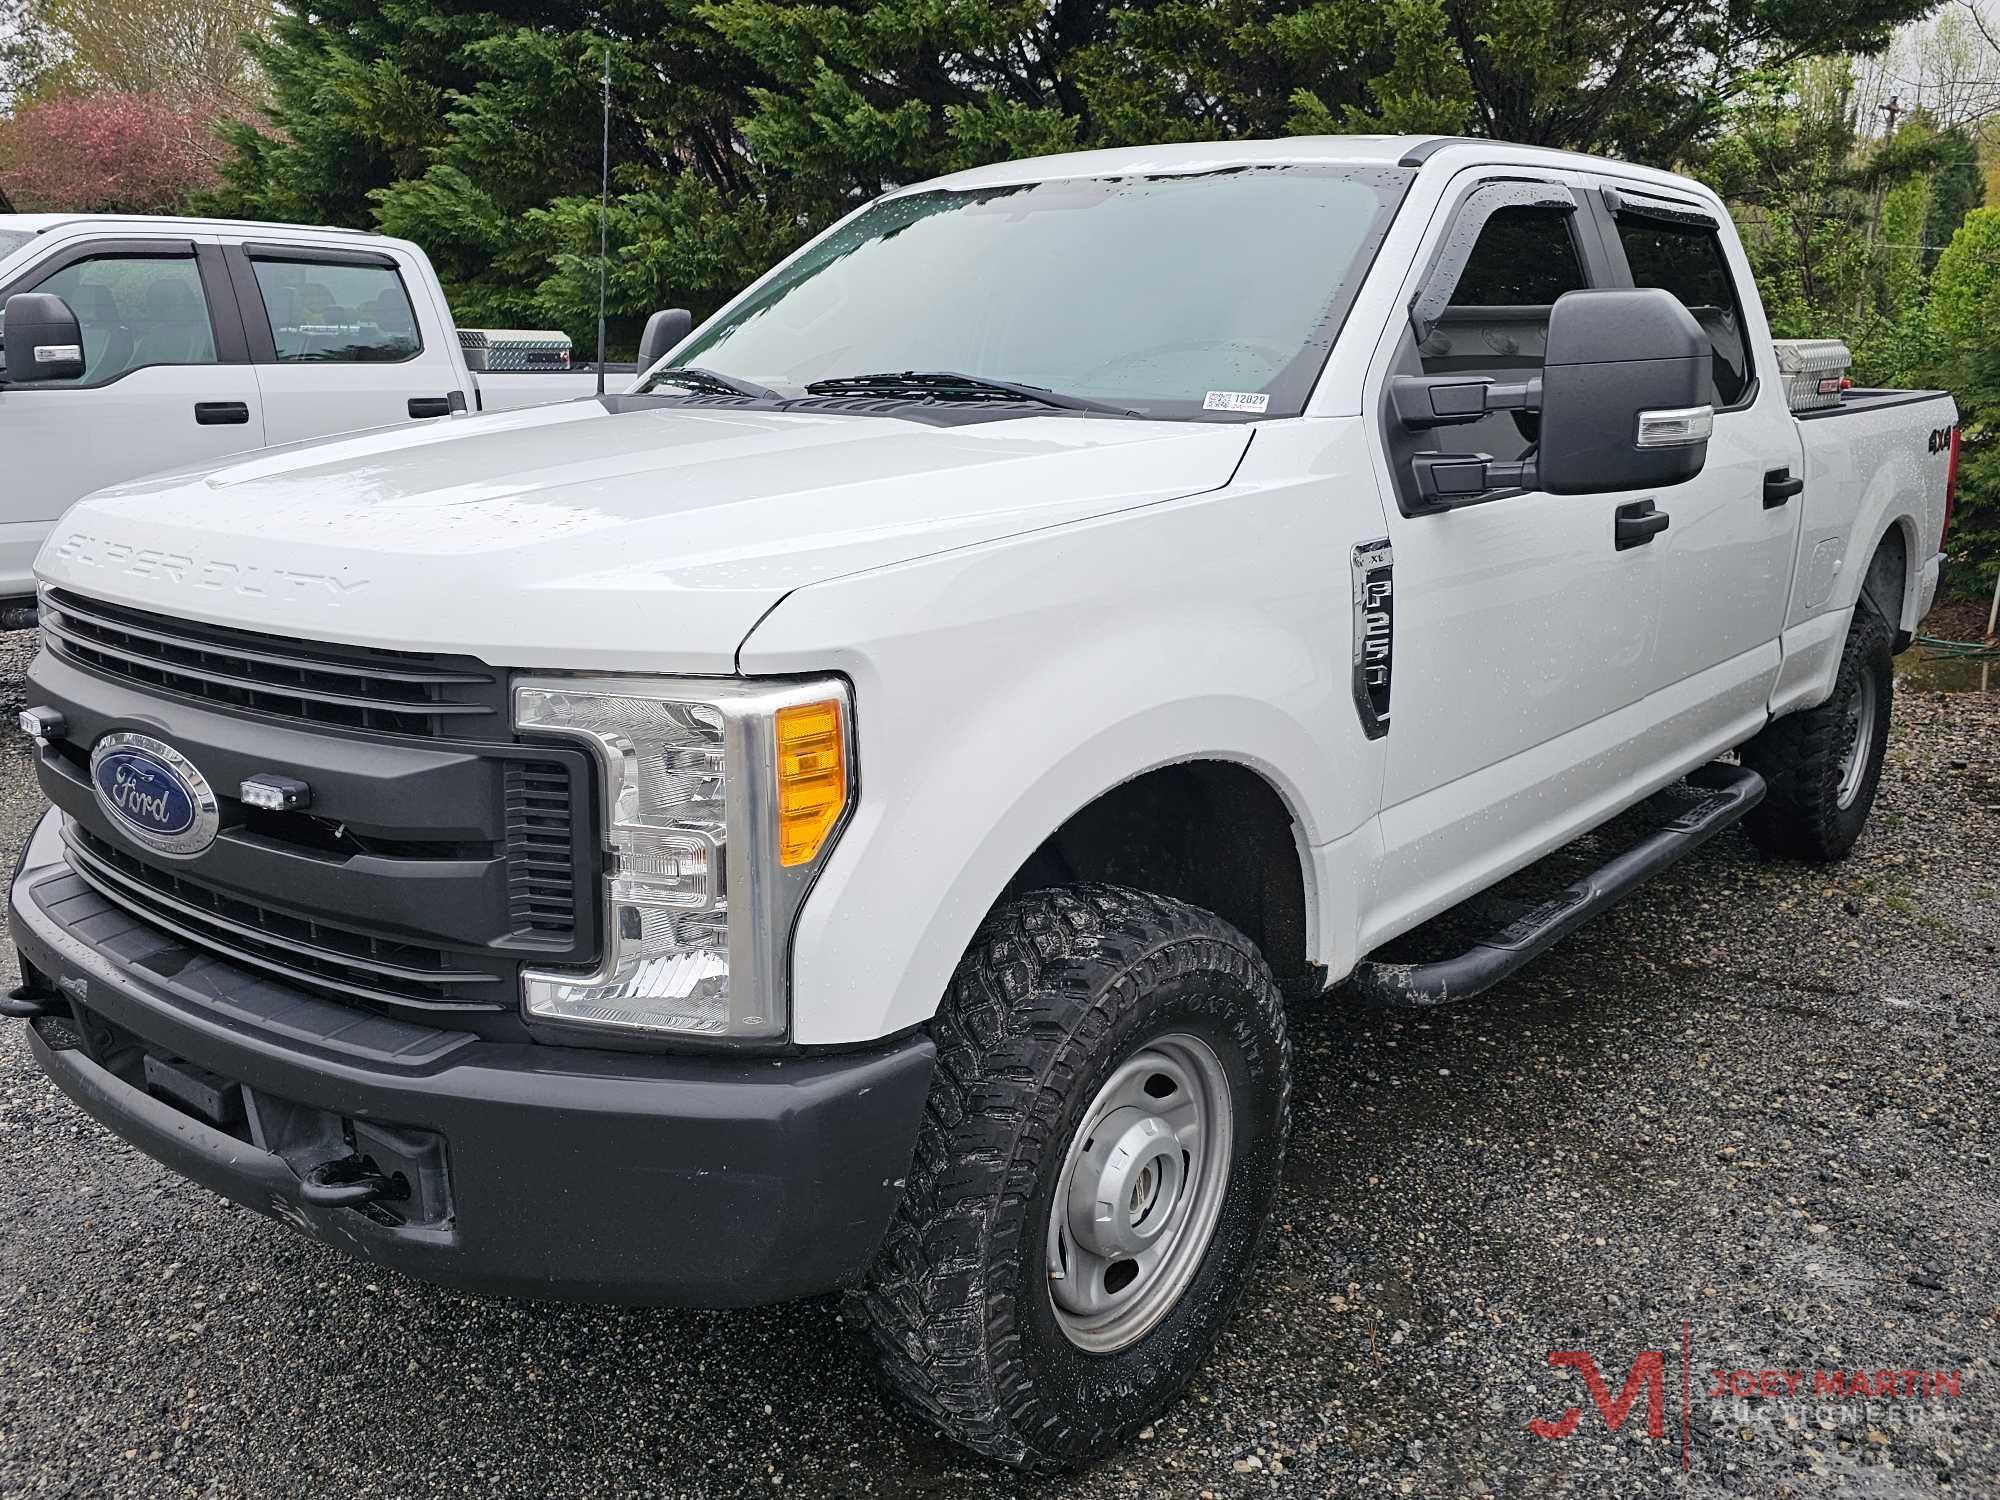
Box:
[506,761,577,936]
[41,589,504,739]
[30,591,601,1034]
[62,822,513,1013]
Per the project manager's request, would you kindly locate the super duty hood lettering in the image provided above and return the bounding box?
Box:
[51,533,370,603]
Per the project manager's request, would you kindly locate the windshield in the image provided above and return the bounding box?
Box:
[648,163,1411,420]
[0,228,33,262]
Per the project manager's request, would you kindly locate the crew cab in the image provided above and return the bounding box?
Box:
[3,137,1957,1470]
[0,214,613,610]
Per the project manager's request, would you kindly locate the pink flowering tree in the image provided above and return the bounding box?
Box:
[0,92,221,212]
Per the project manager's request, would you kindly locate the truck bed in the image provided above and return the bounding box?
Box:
[1789,384,1954,653]
[1794,386,1952,421]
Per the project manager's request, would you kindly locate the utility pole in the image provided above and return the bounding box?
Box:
[1860,94,1904,315]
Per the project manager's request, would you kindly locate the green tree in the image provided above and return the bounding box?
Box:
[208,0,1949,356]
[1693,60,1867,324]
[1689,59,1982,384]
[695,0,1468,229]
[1430,0,1935,161]
[1928,206,2000,596]
[1920,125,1982,269]
[209,2,773,344]
[370,15,782,338]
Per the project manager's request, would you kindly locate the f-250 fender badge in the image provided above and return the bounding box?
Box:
[1351,539,1394,740]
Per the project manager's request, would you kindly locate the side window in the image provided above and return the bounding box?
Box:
[1419,205,1589,458]
[1615,217,1750,407]
[27,254,217,384]
[1446,207,1589,312]
[250,258,423,363]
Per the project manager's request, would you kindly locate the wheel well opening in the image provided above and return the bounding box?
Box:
[1000,761,1310,981]
[1864,525,1910,648]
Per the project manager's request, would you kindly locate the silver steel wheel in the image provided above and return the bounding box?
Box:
[1046,1032,1233,1354]
[1835,666,1879,810]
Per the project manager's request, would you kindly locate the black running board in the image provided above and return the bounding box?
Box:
[1350,762,1765,1008]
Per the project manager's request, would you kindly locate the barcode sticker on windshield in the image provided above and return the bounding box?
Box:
[1203,390,1270,413]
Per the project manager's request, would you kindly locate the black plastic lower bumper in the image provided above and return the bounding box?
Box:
[9,808,934,1305]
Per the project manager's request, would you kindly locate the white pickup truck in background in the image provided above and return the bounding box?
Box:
[3,137,1958,1471]
[0,214,618,609]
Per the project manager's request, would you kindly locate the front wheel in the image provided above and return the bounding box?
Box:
[1740,606,1893,862]
[851,885,1290,1470]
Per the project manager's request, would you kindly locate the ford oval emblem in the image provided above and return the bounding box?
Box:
[89,732,220,858]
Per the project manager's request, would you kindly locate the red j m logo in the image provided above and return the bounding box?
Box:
[1529,1349,1669,1441]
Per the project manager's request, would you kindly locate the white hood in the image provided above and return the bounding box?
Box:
[39,399,1252,672]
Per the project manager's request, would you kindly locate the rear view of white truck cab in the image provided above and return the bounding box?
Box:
[4,136,1955,1472]
[0,214,611,608]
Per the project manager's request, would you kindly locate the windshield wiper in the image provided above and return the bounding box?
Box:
[646,366,780,400]
[804,370,1139,416]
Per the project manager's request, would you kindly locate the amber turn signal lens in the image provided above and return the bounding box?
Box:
[775,699,847,866]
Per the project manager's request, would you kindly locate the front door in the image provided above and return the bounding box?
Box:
[0,237,266,596]
[1359,173,1673,945]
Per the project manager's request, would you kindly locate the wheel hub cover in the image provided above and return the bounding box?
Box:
[1067,1107,1185,1258]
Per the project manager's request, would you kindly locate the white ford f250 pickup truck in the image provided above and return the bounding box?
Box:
[4,137,1957,1469]
[0,214,616,612]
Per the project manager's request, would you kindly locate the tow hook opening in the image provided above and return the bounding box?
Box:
[301,1154,410,1213]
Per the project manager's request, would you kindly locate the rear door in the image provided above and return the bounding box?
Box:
[1589,183,1802,698]
[0,235,264,596]
[222,240,466,443]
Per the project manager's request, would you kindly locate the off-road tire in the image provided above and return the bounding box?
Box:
[1740,606,1893,862]
[850,884,1291,1471]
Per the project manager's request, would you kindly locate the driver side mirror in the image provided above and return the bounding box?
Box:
[1401,287,1712,505]
[2,292,86,384]
[635,307,692,373]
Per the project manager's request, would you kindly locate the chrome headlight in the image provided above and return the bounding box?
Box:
[514,676,852,1041]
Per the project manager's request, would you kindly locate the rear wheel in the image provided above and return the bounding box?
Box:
[1741,607,1893,862]
[851,884,1290,1470]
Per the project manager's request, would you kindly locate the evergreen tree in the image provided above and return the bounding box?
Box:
[205,0,1944,355]
[1929,206,2000,597]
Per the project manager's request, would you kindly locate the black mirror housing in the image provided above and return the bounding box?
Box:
[1537,288,1710,495]
[636,308,693,373]
[1390,373,1540,430]
[2,292,86,383]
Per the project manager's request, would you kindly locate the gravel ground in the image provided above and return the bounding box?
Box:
[0,627,1993,1499]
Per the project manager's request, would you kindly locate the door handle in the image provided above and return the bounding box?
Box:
[1614,499,1670,550]
[1763,467,1805,508]
[408,396,452,419]
[194,401,249,426]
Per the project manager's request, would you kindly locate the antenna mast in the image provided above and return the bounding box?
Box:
[596,41,612,396]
